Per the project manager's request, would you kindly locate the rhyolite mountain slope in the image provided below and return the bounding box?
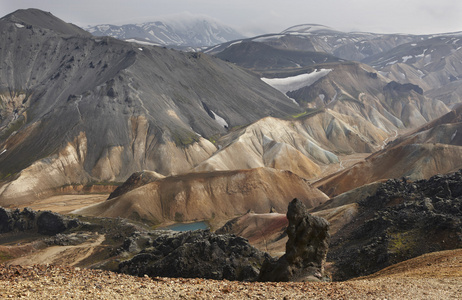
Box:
[362,34,462,111]
[0,9,301,204]
[192,112,387,178]
[363,35,462,91]
[315,105,462,197]
[72,167,329,224]
[190,61,450,179]
[86,16,245,47]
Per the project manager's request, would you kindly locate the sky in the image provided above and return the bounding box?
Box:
[1,0,462,36]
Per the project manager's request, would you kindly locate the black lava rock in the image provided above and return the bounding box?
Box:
[258,198,330,282]
[119,229,270,281]
[329,170,462,281]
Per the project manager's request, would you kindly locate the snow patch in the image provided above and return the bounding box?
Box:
[319,94,325,102]
[424,54,432,66]
[451,130,458,142]
[252,35,284,42]
[15,23,24,28]
[0,149,6,156]
[210,110,228,128]
[261,69,332,94]
[97,25,110,31]
[415,49,427,58]
[417,69,425,78]
[226,40,242,48]
[204,44,221,53]
[402,55,413,63]
[138,48,143,51]
[125,39,159,46]
[386,60,398,66]
[287,96,299,106]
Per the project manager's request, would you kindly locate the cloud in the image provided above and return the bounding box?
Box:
[1,0,461,35]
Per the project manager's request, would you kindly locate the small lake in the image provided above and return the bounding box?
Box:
[165,221,209,232]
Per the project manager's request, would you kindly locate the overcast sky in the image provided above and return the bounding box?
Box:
[1,0,462,36]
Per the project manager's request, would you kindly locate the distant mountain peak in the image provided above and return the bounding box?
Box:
[86,16,245,47]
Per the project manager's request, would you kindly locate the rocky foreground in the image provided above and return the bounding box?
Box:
[1,249,461,299]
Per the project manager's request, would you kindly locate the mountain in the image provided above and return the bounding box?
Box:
[0,9,301,204]
[362,34,462,110]
[215,41,342,72]
[363,34,462,89]
[206,24,427,61]
[315,105,462,197]
[192,112,387,179]
[209,29,452,134]
[207,25,462,110]
[72,167,329,224]
[86,16,245,47]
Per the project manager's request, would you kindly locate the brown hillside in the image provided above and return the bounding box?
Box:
[73,168,328,224]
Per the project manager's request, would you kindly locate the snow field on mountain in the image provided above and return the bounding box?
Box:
[261,69,332,94]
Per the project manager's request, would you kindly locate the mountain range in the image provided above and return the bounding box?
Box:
[85,16,245,48]
[1,8,462,282]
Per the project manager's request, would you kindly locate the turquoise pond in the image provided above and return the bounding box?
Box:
[165,221,209,232]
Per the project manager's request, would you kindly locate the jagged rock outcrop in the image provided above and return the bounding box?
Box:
[258,198,330,282]
[0,207,80,235]
[118,230,270,281]
[329,170,462,280]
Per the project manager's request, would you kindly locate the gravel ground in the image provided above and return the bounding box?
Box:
[1,261,461,299]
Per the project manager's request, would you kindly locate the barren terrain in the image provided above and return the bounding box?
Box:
[6,234,105,266]
[1,249,460,299]
[15,194,108,214]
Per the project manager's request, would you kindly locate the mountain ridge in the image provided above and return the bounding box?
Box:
[86,16,245,47]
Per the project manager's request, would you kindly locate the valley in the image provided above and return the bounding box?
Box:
[0,7,462,298]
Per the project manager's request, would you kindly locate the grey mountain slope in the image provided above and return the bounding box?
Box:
[215,41,341,73]
[0,9,301,203]
[206,26,426,62]
[207,25,462,107]
[3,8,91,37]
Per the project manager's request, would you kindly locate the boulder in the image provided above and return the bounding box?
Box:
[258,198,330,282]
[0,207,12,233]
[119,229,270,281]
[0,206,80,235]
